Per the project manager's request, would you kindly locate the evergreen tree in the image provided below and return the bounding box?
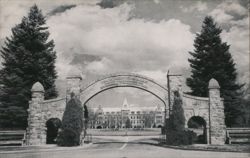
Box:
[82,104,89,141]
[84,104,89,120]
[165,91,196,145]
[186,16,243,127]
[168,91,185,131]
[57,93,83,146]
[0,5,57,128]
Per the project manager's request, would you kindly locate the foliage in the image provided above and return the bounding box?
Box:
[0,4,57,128]
[186,16,244,127]
[187,119,201,128]
[125,117,131,128]
[82,104,89,141]
[57,128,79,146]
[234,95,250,127]
[57,94,83,146]
[166,91,196,145]
[46,118,62,144]
[165,130,197,146]
[167,91,185,131]
[84,104,89,120]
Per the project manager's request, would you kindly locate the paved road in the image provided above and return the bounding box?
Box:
[0,136,249,158]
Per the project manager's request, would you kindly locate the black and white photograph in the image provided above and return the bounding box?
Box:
[0,0,249,157]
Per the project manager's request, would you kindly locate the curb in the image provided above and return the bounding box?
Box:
[157,143,250,153]
[0,143,93,154]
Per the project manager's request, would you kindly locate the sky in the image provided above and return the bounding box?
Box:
[0,0,249,107]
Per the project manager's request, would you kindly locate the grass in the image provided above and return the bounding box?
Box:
[87,128,161,136]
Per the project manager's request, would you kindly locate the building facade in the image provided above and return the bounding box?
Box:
[88,98,164,129]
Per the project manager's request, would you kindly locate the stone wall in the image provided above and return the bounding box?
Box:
[26,74,226,145]
[182,94,210,144]
[41,98,66,121]
[182,94,209,127]
[168,76,226,144]
[26,84,67,145]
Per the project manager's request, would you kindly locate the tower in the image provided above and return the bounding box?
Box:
[121,98,130,128]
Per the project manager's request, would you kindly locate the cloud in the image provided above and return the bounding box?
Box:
[180,1,207,13]
[85,57,113,73]
[209,1,248,24]
[47,3,194,81]
[221,23,249,85]
[0,2,28,39]
[1,0,248,97]
[221,1,247,17]
[209,1,249,86]
[136,70,167,85]
[47,4,76,16]
[0,0,94,39]
[153,0,160,4]
[97,0,126,9]
[210,8,234,24]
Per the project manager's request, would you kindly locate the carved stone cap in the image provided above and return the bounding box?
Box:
[208,78,220,89]
[31,82,45,92]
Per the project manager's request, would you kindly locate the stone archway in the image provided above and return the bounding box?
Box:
[26,74,226,145]
[79,73,169,112]
[187,116,207,144]
[46,118,62,144]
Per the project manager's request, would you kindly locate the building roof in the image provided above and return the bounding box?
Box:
[91,106,164,113]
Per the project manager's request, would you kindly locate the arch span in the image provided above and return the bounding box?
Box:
[80,73,169,109]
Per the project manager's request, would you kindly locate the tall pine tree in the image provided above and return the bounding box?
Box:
[186,16,243,127]
[0,5,57,129]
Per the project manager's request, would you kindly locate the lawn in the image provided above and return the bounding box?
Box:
[87,128,161,136]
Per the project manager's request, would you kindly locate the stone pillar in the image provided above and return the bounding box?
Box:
[208,78,226,144]
[168,74,183,111]
[26,82,45,145]
[66,72,82,102]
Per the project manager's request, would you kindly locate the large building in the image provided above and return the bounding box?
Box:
[88,98,164,129]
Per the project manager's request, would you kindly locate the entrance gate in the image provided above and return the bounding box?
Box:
[25,72,226,145]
